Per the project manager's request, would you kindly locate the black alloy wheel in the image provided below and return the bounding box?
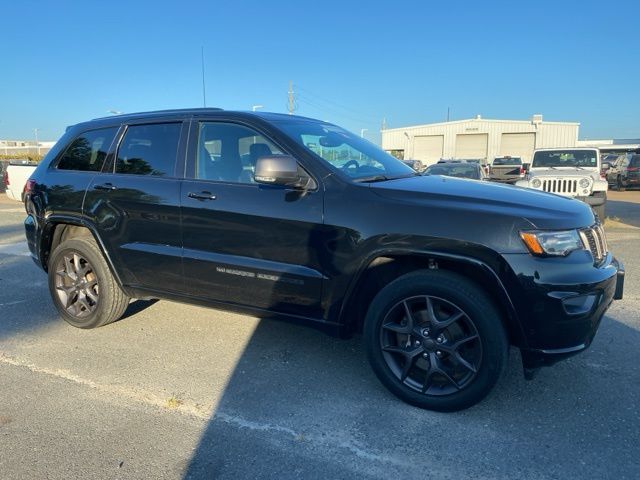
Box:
[364,270,508,411]
[54,251,99,318]
[380,295,482,396]
[48,237,130,329]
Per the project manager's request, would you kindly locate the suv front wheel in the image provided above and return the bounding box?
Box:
[48,237,130,329]
[364,270,508,411]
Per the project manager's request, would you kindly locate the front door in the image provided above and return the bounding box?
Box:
[180,120,324,318]
[84,121,187,294]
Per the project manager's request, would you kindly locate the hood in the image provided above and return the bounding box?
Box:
[529,167,598,178]
[369,175,595,230]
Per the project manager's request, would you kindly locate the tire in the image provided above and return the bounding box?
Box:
[48,237,130,329]
[364,270,508,412]
[593,204,605,222]
[617,176,626,191]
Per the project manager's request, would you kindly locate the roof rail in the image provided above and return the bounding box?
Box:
[91,107,223,121]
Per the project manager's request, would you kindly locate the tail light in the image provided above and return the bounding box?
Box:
[628,167,639,172]
[519,167,525,175]
[24,179,36,195]
[2,170,8,186]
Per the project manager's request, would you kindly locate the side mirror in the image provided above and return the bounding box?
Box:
[602,164,610,171]
[254,155,307,188]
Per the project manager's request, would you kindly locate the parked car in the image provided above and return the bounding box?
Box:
[424,161,486,180]
[3,161,38,201]
[489,156,525,184]
[401,159,425,172]
[516,148,608,220]
[24,109,624,412]
[606,153,640,190]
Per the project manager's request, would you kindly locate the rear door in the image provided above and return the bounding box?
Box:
[180,118,325,318]
[84,121,188,294]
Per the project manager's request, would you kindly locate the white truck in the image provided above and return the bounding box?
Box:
[516,148,608,220]
[2,162,38,202]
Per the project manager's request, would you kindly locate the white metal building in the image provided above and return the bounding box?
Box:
[0,139,54,156]
[381,115,579,166]
[576,138,640,155]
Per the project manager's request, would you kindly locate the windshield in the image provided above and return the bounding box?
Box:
[532,150,597,168]
[493,157,521,166]
[275,119,415,181]
[425,163,480,179]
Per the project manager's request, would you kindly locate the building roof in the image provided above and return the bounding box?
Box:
[383,116,580,132]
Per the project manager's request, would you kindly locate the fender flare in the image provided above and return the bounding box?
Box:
[338,248,528,348]
[40,214,126,289]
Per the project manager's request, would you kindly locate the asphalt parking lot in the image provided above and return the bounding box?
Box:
[1,192,639,479]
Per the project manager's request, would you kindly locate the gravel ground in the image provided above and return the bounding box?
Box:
[0,192,639,479]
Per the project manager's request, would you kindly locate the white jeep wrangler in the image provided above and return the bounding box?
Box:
[516,148,608,220]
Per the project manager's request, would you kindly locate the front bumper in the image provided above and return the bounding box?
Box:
[576,192,606,207]
[502,252,624,369]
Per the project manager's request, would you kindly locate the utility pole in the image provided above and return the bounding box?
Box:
[201,46,207,108]
[381,118,387,131]
[446,107,450,122]
[287,81,296,115]
[34,128,40,156]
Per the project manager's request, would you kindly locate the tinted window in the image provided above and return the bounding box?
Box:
[197,122,282,183]
[57,128,118,171]
[275,119,415,181]
[116,123,181,176]
[493,157,522,166]
[630,155,640,167]
[531,150,597,168]
[425,163,480,179]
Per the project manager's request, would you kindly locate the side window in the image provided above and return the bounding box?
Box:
[57,128,118,171]
[197,122,282,183]
[116,123,181,176]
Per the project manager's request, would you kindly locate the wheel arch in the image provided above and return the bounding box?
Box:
[40,215,125,288]
[338,249,528,348]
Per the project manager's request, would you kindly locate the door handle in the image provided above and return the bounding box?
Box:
[94,183,117,191]
[188,191,217,201]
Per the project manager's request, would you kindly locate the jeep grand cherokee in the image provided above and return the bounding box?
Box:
[23,109,624,411]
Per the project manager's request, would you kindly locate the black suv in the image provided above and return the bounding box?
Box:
[24,109,624,411]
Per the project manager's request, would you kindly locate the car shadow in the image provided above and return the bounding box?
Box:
[182,306,640,479]
[0,253,157,341]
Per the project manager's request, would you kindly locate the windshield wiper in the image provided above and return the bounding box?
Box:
[353,175,389,183]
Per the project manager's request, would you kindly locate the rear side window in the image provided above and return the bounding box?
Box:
[630,155,640,167]
[116,123,181,176]
[57,128,118,171]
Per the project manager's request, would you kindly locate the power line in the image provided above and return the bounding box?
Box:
[297,95,377,125]
[297,86,379,121]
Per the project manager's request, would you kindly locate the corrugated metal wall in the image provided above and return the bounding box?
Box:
[381,118,579,164]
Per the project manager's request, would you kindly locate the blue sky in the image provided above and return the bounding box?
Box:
[1,0,638,143]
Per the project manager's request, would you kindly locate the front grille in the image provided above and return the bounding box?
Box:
[542,178,578,194]
[579,224,608,264]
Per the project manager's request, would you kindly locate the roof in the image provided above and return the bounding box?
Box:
[91,108,325,123]
[79,109,326,130]
[91,107,224,121]
[383,117,580,132]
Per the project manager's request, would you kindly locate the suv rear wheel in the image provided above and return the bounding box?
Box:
[364,270,508,411]
[48,237,130,328]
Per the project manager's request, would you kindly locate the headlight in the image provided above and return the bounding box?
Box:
[531,178,542,188]
[579,178,591,188]
[520,230,583,256]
